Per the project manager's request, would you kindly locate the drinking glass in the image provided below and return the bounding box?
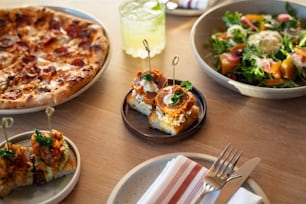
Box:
[119,0,166,58]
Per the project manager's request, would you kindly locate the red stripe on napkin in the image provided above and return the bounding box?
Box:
[169,163,203,203]
[154,158,192,203]
[185,172,205,203]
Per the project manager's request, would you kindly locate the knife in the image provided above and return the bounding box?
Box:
[214,157,261,204]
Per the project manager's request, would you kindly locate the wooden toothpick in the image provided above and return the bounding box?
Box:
[143,39,151,72]
[0,117,14,150]
[172,55,179,85]
[45,106,55,132]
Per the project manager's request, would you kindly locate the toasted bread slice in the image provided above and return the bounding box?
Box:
[30,130,76,185]
[32,141,76,184]
[0,144,33,197]
[0,179,15,198]
[126,92,153,116]
[149,105,199,135]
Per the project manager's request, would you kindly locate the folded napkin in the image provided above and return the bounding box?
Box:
[178,0,208,10]
[137,155,263,204]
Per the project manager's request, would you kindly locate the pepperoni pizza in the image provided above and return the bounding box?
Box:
[0,6,109,109]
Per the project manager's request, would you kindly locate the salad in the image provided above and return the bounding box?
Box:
[210,3,306,88]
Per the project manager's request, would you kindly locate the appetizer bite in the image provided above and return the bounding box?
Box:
[0,129,76,197]
[0,143,33,197]
[127,69,168,116]
[149,81,199,135]
[30,129,76,184]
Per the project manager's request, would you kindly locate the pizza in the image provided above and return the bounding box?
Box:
[0,6,109,109]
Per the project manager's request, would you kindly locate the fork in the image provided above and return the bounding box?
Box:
[194,144,242,204]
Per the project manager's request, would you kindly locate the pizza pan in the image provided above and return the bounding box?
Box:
[0,6,112,115]
[121,79,207,144]
[0,131,81,203]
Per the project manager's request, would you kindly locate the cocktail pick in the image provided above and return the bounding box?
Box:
[45,106,55,132]
[0,117,14,150]
[143,39,151,72]
[172,55,179,85]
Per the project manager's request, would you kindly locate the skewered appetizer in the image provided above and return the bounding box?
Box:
[30,129,76,184]
[149,81,199,135]
[127,69,168,116]
[0,129,76,197]
[0,143,33,197]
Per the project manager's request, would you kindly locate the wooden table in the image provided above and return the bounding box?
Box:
[1,0,305,203]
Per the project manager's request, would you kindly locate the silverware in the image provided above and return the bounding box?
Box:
[194,144,242,203]
[215,157,261,204]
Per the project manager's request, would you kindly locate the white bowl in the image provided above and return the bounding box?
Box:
[191,0,306,99]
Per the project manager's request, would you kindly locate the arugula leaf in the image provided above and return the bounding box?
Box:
[231,29,246,44]
[211,36,231,56]
[222,11,242,29]
[285,2,297,18]
[35,129,53,148]
[281,34,294,53]
[280,18,299,30]
[142,73,153,81]
[300,18,306,29]
[299,33,306,47]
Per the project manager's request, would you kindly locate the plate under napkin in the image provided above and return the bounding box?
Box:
[137,155,263,204]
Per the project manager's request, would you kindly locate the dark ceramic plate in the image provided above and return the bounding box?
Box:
[121,79,207,143]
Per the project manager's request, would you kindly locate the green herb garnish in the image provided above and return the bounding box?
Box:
[0,149,16,159]
[180,80,192,91]
[285,2,297,18]
[171,81,193,105]
[152,2,162,11]
[35,129,53,148]
[171,90,184,106]
[222,11,242,29]
[142,73,153,81]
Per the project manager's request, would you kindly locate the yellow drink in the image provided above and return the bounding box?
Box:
[119,0,166,58]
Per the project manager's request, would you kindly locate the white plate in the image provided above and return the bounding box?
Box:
[0,131,81,204]
[166,0,226,16]
[107,152,270,203]
[0,6,112,115]
[166,7,204,17]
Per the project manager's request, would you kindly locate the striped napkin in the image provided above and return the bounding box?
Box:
[137,155,263,204]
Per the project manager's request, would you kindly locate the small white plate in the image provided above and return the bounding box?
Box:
[166,0,225,16]
[0,131,81,204]
[107,152,270,204]
[166,7,205,17]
